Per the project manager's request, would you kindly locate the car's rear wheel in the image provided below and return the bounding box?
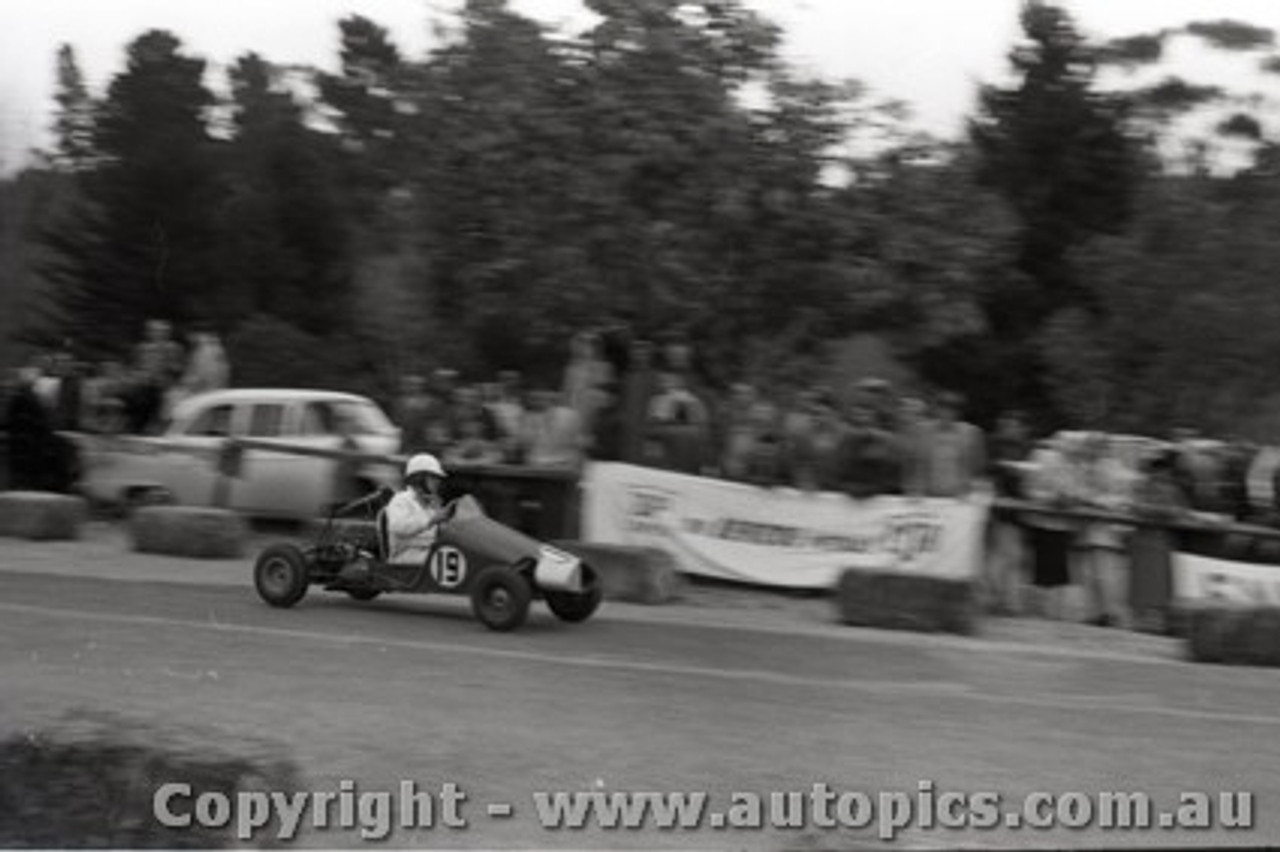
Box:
[346,588,381,602]
[544,564,603,623]
[470,567,532,632]
[254,544,311,608]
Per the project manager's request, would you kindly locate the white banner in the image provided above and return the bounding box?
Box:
[581,463,988,588]
[1173,551,1280,607]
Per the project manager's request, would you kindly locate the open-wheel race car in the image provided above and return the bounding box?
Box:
[252,487,602,631]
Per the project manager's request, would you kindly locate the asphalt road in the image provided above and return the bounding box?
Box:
[2,563,1280,849]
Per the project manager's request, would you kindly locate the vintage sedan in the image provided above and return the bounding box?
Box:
[71,389,402,519]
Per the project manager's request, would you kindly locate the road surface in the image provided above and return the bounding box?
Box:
[1,538,1278,849]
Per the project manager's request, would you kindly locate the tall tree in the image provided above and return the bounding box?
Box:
[38,30,225,355]
[316,16,412,224]
[48,44,97,172]
[968,0,1144,418]
[219,53,354,336]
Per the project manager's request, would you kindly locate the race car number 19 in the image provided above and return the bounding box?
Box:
[429,546,468,588]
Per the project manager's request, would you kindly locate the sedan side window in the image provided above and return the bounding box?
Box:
[185,404,234,437]
[298,402,338,436]
[247,404,286,438]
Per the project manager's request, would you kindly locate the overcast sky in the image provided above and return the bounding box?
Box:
[3,0,1280,170]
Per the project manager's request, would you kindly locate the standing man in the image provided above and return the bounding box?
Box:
[920,391,986,498]
[621,339,658,465]
[133,319,184,432]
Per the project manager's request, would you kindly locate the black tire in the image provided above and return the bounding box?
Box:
[545,564,603,623]
[254,544,311,608]
[470,567,533,632]
[346,588,381,602]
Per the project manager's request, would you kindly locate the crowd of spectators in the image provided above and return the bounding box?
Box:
[1,319,229,490]
[397,330,990,501]
[988,425,1280,630]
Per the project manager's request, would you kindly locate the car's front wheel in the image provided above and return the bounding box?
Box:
[470,567,532,632]
[254,544,311,608]
[544,564,603,623]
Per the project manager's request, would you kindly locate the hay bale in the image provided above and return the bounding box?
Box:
[1185,605,1280,666]
[0,491,87,541]
[836,568,978,635]
[130,506,248,559]
[1185,605,1230,663]
[1242,608,1280,666]
[552,541,684,604]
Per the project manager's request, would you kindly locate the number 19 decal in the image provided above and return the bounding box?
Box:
[429,546,468,588]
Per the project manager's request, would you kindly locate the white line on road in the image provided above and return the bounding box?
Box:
[3,600,1279,729]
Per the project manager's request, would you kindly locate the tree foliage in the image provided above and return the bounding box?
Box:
[968,0,1145,420]
[38,31,225,356]
[15,0,1280,441]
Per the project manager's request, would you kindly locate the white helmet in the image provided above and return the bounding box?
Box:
[405,453,447,479]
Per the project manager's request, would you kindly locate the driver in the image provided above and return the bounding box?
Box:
[386,452,450,566]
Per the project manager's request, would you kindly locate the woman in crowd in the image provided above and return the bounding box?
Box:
[1128,449,1187,632]
[788,389,849,492]
[719,382,759,480]
[562,332,613,436]
[1074,432,1137,628]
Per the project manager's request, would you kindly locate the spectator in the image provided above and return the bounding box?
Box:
[621,339,658,464]
[646,371,711,474]
[588,382,626,462]
[1129,449,1188,632]
[176,328,230,401]
[520,390,586,469]
[788,389,848,492]
[1170,429,1221,512]
[51,350,83,432]
[597,323,633,381]
[562,331,613,435]
[6,366,52,490]
[132,319,185,432]
[988,410,1033,499]
[857,377,899,431]
[81,361,129,434]
[719,382,759,480]
[443,415,505,468]
[662,331,695,376]
[451,385,500,443]
[1218,441,1255,522]
[488,371,526,452]
[782,387,820,450]
[1246,442,1280,524]
[5,365,75,492]
[392,374,434,454]
[32,352,61,414]
[895,395,932,495]
[1024,434,1083,620]
[837,394,900,499]
[985,409,1034,615]
[417,369,458,456]
[919,391,985,497]
[741,400,787,486]
[1074,432,1136,628]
